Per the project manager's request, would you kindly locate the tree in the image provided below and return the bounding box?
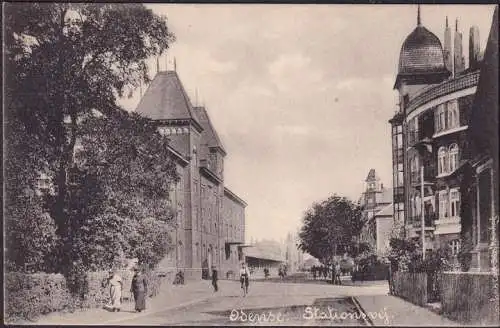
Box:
[60,111,179,270]
[4,114,59,272]
[298,195,364,264]
[4,3,175,270]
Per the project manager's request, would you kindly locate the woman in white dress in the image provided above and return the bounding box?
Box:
[107,270,123,312]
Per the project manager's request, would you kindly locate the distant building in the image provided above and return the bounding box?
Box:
[359,169,393,255]
[245,239,285,277]
[284,232,305,273]
[389,6,487,261]
[136,70,247,279]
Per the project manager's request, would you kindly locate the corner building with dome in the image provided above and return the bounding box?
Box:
[389,6,487,267]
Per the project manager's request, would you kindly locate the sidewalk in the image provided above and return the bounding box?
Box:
[31,279,226,325]
[355,294,461,326]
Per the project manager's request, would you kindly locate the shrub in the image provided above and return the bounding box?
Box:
[4,272,75,323]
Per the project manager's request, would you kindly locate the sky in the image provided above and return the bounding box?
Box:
[118,4,496,243]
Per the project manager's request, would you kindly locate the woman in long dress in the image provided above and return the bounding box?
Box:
[107,270,123,312]
[131,268,148,312]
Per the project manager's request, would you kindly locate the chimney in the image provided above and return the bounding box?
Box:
[469,26,480,70]
[444,16,453,73]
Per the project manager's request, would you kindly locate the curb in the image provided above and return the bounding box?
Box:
[351,296,374,326]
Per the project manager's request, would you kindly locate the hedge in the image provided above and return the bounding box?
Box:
[5,272,75,322]
[5,270,167,323]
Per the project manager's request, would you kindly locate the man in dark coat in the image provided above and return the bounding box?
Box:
[211,266,218,292]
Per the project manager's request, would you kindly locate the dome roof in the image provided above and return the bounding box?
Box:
[398,25,447,74]
[398,25,446,74]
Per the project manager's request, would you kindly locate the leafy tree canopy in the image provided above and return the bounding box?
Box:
[298,195,364,264]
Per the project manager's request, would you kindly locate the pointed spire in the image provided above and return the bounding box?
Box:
[446,16,449,28]
[455,18,458,31]
[417,4,421,26]
[174,57,177,72]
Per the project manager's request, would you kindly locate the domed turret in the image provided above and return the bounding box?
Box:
[394,6,450,89]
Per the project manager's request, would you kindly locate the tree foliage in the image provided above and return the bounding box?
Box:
[4,3,176,272]
[298,195,364,264]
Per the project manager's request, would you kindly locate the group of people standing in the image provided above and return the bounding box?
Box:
[104,267,148,313]
[310,263,342,285]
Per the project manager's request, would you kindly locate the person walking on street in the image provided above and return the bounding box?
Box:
[131,267,148,313]
[106,270,123,312]
[335,262,342,285]
[239,263,250,296]
[331,263,336,285]
[211,266,218,292]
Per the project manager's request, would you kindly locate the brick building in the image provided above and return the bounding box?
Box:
[136,69,247,279]
[389,5,487,263]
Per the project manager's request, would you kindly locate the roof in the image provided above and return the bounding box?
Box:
[376,187,393,205]
[193,106,226,156]
[374,203,393,217]
[365,169,379,182]
[398,26,447,75]
[245,245,285,262]
[135,71,202,130]
[394,11,451,89]
[224,187,247,207]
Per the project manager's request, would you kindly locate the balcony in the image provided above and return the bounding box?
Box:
[410,167,436,190]
[408,130,434,155]
[411,213,436,231]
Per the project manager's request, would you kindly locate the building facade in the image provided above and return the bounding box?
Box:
[389,6,484,261]
[359,169,394,255]
[137,70,247,279]
[459,6,498,272]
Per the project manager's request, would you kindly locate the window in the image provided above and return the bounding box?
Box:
[447,100,460,128]
[438,147,448,175]
[439,190,449,218]
[449,239,460,255]
[436,104,446,132]
[192,146,197,166]
[450,189,460,218]
[449,144,459,172]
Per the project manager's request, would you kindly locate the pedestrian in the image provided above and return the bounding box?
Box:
[130,267,148,313]
[239,263,250,295]
[312,266,317,280]
[106,270,123,312]
[211,266,218,292]
[335,262,342,285]
[323,266,328,279]
[331,263,336,285]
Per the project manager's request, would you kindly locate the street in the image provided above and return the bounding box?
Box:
[112,278,389,326]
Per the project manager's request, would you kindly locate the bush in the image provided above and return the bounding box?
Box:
[144,270,166,297]
[5,272,75,322]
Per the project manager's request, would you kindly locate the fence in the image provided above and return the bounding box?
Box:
[440,272,499,325]
[392,271,428,306]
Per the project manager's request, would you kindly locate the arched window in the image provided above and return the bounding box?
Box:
[449,144,459,172]
[438,147,448,175]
